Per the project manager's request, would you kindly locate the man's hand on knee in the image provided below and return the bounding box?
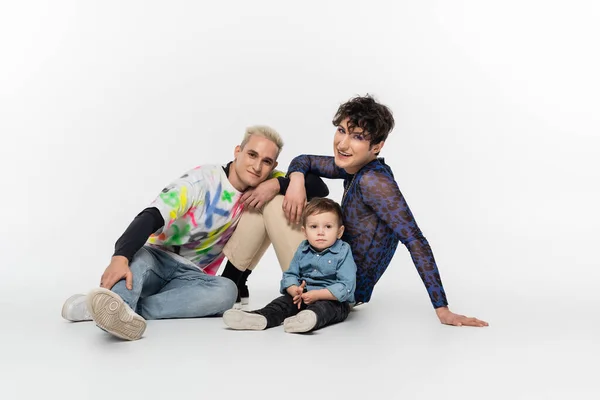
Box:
[100,256,133,290]
[283,172,306,225]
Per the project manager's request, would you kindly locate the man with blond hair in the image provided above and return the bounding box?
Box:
[60,125,328,340]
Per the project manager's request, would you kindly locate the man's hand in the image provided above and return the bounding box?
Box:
[241,179,280,210]
[282,172,306,225]
[286,281,307,309]
[100,256,133,290]
[435,306,488,327]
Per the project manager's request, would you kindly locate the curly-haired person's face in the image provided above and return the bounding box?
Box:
[333,118,383,174]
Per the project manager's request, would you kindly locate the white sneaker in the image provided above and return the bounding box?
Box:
[61,294,92,322]
[86,288,146,341]
[223,309,267,330]
[284,310,317,333]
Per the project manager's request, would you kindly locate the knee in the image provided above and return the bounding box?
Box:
[128,247,154,271]
[220,277,237,299]
[262,195,284,215]
[214,277,238,312]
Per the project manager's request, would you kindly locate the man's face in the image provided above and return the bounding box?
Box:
[231,134,279,190]
[333,118,383,174]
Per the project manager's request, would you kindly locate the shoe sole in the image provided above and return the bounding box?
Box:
[223,309,267,330]
[61,294,91,322]
[86,288,146,341]
[284,310,317,333]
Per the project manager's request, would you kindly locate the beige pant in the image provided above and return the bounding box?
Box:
[223,195,304,272]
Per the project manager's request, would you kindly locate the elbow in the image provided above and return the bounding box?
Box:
[317,183,329,197]
[335,284,355,303]
[399,230,428,247]
[306,173,329,198]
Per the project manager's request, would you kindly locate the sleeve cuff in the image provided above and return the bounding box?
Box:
[277,176,290,195]
[280,277,300,294]
[326,284,351,302]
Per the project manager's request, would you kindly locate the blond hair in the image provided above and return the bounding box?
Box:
[240,125,284,157]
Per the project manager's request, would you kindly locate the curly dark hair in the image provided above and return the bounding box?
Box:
[332,94,395,150]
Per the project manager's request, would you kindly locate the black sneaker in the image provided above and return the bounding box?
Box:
[239,284,249,305]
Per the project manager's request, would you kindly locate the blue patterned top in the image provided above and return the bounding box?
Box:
[288,155,448,308]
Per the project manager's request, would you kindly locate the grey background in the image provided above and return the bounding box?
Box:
[1,1,598,399]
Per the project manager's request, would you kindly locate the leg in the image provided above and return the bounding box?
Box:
[223,195,304,273]
[61,245,172,322]
[221,208,271,304]
[284,300,350,333]
[254,294,300,327]
[237,269,252,305]
[110,246,179,311]
[220,260,253,307]
[260,195,304,272]
[221,195,304,307]
[223,209,271,271]
[308,300,350,330]
[85,246,185,340]
[222,294,299,330]
[137,264,237,319]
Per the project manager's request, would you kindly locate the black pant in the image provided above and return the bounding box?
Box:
[253,294,350,332]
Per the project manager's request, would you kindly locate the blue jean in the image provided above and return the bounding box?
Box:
[110,246,237,319]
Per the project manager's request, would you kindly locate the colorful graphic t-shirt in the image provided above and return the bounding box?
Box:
[146,164,244,275]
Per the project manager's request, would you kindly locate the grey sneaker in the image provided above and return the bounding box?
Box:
[283,310,317,333]
[86,288,146,341]
[62,294,93,322]
[223,309,267,330]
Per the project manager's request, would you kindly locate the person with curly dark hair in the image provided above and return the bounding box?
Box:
[222,95,488,328]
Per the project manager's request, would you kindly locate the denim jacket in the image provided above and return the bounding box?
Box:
[280,239,356,303]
